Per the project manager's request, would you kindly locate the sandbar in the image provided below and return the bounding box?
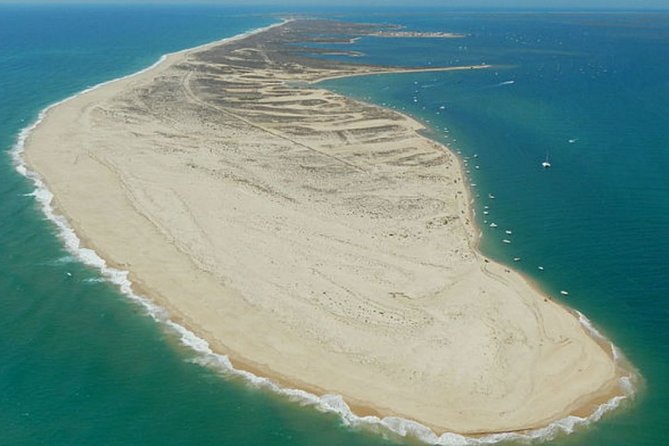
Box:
[23,19,627,435]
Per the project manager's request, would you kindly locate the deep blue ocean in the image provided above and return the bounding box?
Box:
[1,5,668,446]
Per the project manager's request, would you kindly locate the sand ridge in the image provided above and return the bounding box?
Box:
[24,19,625,435]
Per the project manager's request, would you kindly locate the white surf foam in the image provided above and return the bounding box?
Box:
[82,277,107,284]
[43,255,77,266]
[9,20,636,446]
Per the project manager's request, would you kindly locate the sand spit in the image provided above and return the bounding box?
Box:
[23,19,630,437]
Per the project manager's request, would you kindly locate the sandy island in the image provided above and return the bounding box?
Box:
[24,19,626,435]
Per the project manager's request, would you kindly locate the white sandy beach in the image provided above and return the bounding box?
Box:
[23,20,625,435]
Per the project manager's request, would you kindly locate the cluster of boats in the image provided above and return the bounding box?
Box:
[461,146,574,298]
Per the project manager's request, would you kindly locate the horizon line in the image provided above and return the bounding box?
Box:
[2,2,669,11]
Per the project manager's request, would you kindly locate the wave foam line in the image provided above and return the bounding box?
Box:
[9,20,636,446]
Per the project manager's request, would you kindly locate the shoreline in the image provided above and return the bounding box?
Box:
[15,19,637,444]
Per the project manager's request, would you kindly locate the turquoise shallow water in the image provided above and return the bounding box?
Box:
[1,5,668,446]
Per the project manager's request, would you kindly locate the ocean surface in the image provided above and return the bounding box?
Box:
[1,5,668,446]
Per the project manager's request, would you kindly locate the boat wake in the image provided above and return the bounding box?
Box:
[10,22,636,446]
[493,80,515,87]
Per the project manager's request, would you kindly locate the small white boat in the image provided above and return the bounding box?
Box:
[483,211,489,215]
[560,290,569,296]
[503,239,512,244]
[488,193,496,199]
[505,230,512,235]
[513,257,521,262]
[490,223,498,228]
[538,266,544,271]
[542,151,552,168]
[475,165,480,169]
